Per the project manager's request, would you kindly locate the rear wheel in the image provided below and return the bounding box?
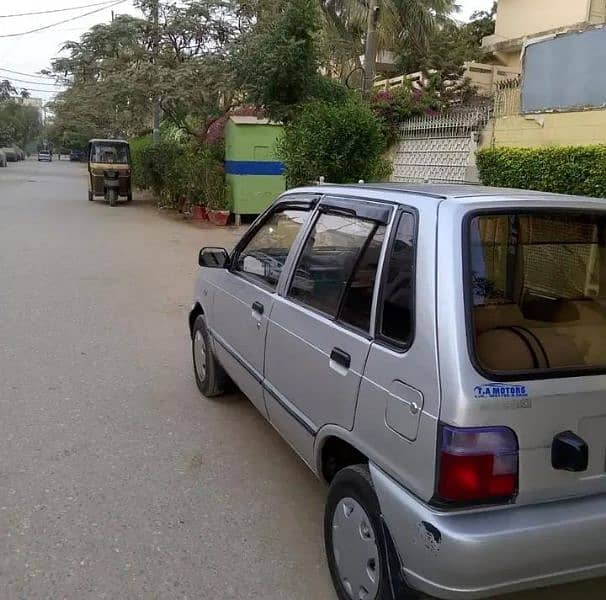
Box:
[126,190,133,203]
[192,315,227,397]
[88,190,94,202]
[325,465,424,600]
[108,189,118,206]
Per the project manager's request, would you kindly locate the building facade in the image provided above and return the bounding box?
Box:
[483,25,606,149]
[482,0,606,68]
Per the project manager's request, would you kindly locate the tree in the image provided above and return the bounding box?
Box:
[0,100,42,149]
[397,2,496,76]
[233,0,322,121]
[0,80,15,102]
[0,80,42,150]
[467,2,497,42]
[50,1,252,144]
[319,0,458,81]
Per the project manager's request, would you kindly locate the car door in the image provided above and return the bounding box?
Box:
[264,196,393,461]
[355,205,442,499]
[209,200,314,417]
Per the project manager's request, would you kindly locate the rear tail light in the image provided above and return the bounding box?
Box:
[436,425,518,504]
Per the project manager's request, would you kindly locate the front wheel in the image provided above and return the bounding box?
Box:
[325,465,423,600]
[108,188,118,206]
[192,315,227,397]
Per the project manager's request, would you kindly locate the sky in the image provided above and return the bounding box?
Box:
[0,0,494,102]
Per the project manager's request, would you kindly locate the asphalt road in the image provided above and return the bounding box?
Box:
[0,160,603,600]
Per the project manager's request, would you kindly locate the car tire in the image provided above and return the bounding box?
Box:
[192,314,227,398]
[325,465,425,600]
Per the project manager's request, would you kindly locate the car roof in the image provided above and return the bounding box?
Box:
[283,183,602,205]
[88,139,129,144]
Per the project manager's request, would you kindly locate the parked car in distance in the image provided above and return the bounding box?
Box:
[1,147,17,162]
[0,149,6,167]
[190,184,606,600]
[38,150,52,162]
[70,149,85,162]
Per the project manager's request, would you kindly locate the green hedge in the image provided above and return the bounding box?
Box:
[476,146,606,198]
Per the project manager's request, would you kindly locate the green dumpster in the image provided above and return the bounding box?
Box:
[224,117,286,224]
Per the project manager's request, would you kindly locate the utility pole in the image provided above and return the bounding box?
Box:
[152,0,161,145]
[362,0,381,97]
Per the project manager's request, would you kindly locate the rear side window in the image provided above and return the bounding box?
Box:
[469,212,606,376]
[377,212,416,347]
[288,212,383,329]
[234,208,309,289]
[339,226,386,331]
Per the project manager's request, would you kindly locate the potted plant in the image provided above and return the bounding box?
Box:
[191,203,208,221]
[206,183,230,226]
[207,204,230,226]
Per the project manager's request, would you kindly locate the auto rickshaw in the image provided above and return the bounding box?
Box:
[87,139,132,206]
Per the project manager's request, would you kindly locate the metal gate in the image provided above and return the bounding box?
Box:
[391,107,491,184]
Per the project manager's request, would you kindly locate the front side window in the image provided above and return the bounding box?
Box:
[288,212,381,325]
[234,209,309,289]
[469,212,606,375]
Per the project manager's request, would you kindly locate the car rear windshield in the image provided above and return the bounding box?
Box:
[91,144,129,164]
[468,211,606,376]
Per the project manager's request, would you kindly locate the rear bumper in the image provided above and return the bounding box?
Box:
[91,174,130,196]
[370,463,606,599]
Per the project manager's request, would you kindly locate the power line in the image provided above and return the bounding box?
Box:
[0,76,65,88]
[0,1,118,19]
[0,0,127,38]
[0,67,56,80]
[11,87,60,94]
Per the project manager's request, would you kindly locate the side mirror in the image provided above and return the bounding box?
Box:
[199,247,229,268]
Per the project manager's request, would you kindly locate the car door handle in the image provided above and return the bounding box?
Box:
[252,301,264,315]
[330,348,351,370]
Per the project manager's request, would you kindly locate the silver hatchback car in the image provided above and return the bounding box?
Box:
[189,184,606,600]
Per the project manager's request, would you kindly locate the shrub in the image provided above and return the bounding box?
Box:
[279,98,391,187]
[371,81,445,147]
[477,146,606,198]
[137,140,186,204]
[130,135,226,210]
[184,143,227,210]
[130,135,153,189]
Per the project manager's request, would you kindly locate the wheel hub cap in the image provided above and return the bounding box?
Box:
[194,330,206,380]
[332,497,380,600]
